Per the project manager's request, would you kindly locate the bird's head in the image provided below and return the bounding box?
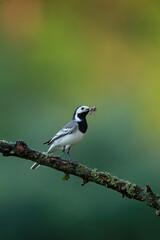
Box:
[73,106,91,121]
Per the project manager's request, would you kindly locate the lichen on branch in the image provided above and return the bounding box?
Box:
[0,139,160,216]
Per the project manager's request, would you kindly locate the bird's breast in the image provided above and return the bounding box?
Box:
[71,130,85,146]
[55,130,85,148]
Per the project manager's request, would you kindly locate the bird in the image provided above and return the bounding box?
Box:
[31,105,96,170]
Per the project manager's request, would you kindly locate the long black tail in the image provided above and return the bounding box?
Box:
[30,163,40,170]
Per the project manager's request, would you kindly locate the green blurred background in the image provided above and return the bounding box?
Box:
[0,0,160,239]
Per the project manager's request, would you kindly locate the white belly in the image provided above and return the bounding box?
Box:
[47,131,85,153]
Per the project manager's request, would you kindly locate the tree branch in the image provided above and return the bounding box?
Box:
[0,140,160,216]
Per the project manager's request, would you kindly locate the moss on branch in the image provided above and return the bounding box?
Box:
[0,140,160,216]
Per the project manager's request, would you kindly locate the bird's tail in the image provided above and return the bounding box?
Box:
[30,144,56,170]
[30,162,40,170]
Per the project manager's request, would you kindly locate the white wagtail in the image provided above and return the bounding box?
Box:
[31,106,96,169]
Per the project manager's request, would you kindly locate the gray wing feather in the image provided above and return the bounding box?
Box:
[44,120,78,145]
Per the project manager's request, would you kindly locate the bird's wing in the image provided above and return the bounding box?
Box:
[44,120,78,145]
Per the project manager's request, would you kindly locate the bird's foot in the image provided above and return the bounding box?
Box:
[69,159,79,164]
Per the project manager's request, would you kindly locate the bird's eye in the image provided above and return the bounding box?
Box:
[81,107,84,110]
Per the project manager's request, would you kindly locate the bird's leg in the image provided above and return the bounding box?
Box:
[62,147,78,163]
[66,148,78,164]
[66,148,73,161]
[62,147,71,161]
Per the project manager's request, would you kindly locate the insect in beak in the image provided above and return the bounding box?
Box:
[89,106,97,115]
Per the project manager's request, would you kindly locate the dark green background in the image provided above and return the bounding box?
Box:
[0,1,160,239]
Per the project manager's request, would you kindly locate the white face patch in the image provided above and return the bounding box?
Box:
[74,115,81,122]
[74,106,90,121]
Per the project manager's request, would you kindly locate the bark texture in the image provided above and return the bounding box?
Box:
[0,140,160,216]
